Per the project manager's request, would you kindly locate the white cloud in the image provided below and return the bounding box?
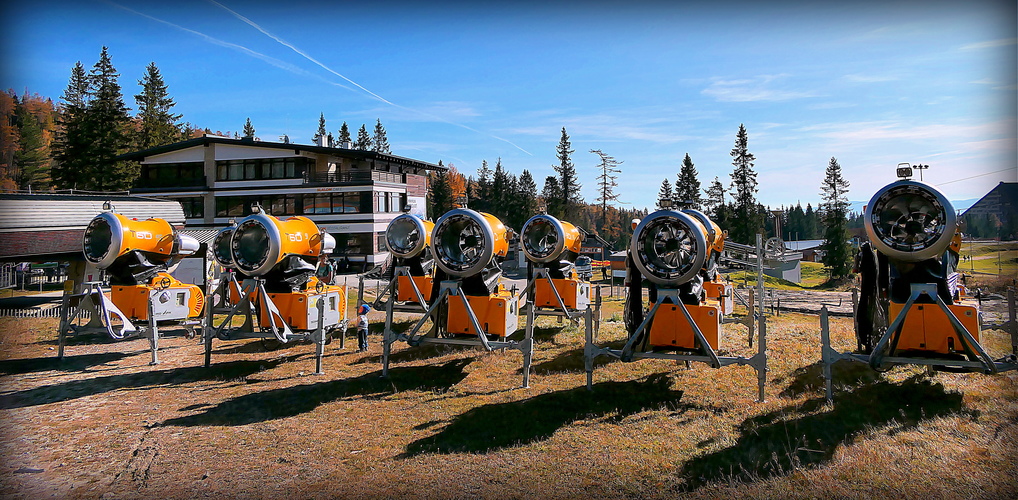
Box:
[701,74,817,102]
[843,74,899,83]
[960,38,1018,50]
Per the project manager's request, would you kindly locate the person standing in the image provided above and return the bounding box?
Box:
[316,254,336,285]
[356,303,370,352]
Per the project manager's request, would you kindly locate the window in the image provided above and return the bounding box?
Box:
[215,157,308,181]
[137,162,205,188]
[331,233,373,255]
[175,198,204,218]
[376,232,386,252]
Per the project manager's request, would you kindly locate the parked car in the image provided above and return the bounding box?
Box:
[574,255,593,280]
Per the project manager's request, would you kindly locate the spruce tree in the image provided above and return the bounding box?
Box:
[134,62,182,150]
[516,169,539,226]
[338,121,351,145]
[702,176,727,222]
[14,100,50,190]
[590,149,621,227]
[372,119,390,153]
[728,124,761,243]
[312,112,327,144]
[542,175,562,216]
[87,47,134,191]
[52,61,90,190]
[474,160,492,212]
[354,124,372,150]
[819,157,853,279]
[675,153,702,208]
[554,127,582,219]
[657,179,674,209]
[490,158,510,220]
[243,118,255,138]
[429,164,453,219]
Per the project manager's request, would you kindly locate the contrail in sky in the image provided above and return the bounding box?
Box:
[105,1,349,90]
[207,0,533,156]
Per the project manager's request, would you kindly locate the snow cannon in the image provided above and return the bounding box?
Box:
[386,213,434,260]
[520,214,582,264]
[229,211,335,279]
[863,179,956,263]
[83,211,200,283]
[432,208,511,279]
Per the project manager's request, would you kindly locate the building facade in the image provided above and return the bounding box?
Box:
[121,135,444,270]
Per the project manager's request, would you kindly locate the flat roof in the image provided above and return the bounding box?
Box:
[117,135,445,171]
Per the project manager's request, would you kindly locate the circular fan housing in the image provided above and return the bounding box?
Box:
[682,209,725,254]
[631,210,708,286]
[520,214,582,264]
[864,180,956,262]
[212,227,236,268]
[386,214,433,259]
[229,213,325,276]
[432,209,508,277]
[82,212,175,269]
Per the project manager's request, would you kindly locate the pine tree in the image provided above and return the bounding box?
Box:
[473,160,492,212]
[372,119,390,153]
[675,153,702,208]
[804,203,818,239]
[657,179,674,209]
[354,124,371,150]
[819,157,853,279]
[337,122,351,145]
[490,158,511,220]
[312,113,327,144]
[14,100,50,190]
[554,127,582,219]
[728,124,761,243]
[541,175,562,216]
[702,176,726,222]
[242,118,255,138]
[515,169,539,227]
[87,47,134,191]
[590,149,622,227]
[134,62,182,150]
[428,162,453,219]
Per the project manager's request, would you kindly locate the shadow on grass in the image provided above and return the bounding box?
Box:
[680,375,971,490]
[402,373,690,457]
[356,343,478,365]
[163,359,471,427]
[521,339,627,375]
[506,324,567,344]
[0,352,134,375]
[0,356,302,409]
[775,359,882,399]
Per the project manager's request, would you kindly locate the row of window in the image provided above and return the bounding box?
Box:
[139,163,205,188]
[216,158,310,181]
[203,192,407,218]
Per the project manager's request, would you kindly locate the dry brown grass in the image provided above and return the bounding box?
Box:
[0,297,1015,499]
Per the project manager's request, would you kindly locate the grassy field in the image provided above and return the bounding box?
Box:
[1,295,1015,499]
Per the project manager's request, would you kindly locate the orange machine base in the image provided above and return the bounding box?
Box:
[397,275,434,304]
[648,302,720,350]
[446,290,519,338]
[888,300,980,355]
[110,272,203,321]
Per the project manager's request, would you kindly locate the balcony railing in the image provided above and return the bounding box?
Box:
[307,170,404,184]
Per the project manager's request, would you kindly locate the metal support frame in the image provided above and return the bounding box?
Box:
[585,287,767,401]
[57,281,194,365]
[381,278,531,388]
[583,234,769,402]
[821,284,1018,402]
[515,266,599,388]
[203,276,341,373]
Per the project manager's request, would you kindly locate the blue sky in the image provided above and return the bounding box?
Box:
[2,0,1015,211]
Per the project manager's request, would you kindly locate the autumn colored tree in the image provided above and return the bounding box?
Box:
[446,165,467,208]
